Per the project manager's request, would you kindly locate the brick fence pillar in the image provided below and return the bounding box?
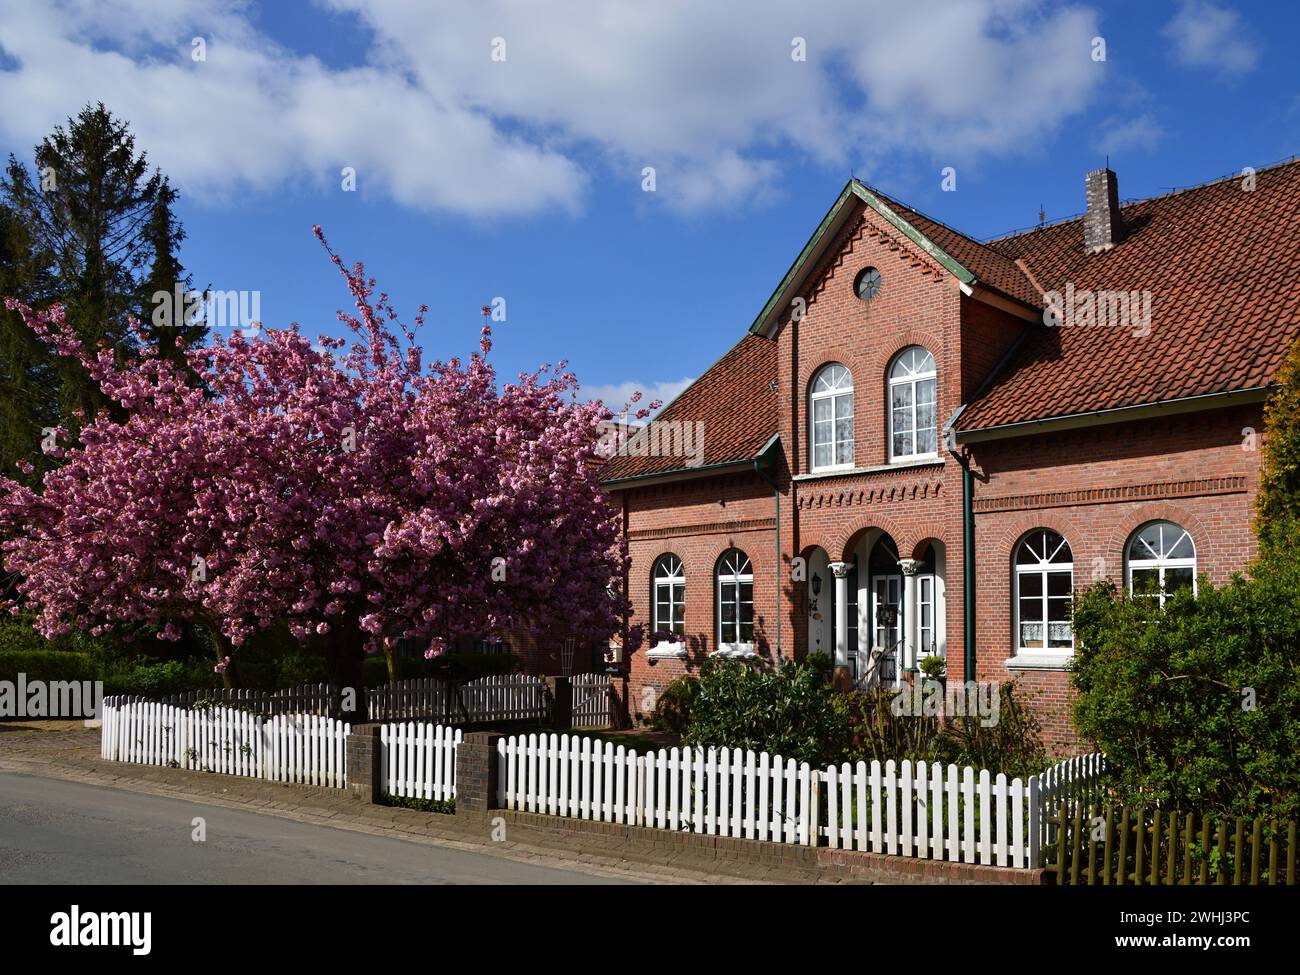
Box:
[545,676,572,728]
[455,731,506,818]
[346,724,382,802]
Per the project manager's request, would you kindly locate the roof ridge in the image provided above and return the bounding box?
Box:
[986,154,1300,245]
[858,180,1010,262]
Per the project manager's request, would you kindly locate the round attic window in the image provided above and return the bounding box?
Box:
[855,266,881,302]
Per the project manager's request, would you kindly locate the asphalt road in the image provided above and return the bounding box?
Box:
[0,772,633,884]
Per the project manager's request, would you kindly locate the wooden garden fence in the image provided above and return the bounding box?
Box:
[1046,803,1298,885]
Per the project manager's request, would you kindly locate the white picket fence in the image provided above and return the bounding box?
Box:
[822,759,1040,867]
[495,733,1104,864]
[100,700,348,788]
[497,734,821,844]
[101,696,1103,870]
[380,722,463,801]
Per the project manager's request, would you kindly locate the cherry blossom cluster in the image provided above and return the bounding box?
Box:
[1,228,644,668]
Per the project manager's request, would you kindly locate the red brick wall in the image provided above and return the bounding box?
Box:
[618,471,781,723]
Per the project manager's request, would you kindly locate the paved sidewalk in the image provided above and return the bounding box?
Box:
[0,725,804,884]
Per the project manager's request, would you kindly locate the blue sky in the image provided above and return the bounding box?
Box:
[1,0,1297,409]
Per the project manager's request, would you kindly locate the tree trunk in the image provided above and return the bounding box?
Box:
[384,644,399,688]
[315,618,367,722]
[200,620,239,689]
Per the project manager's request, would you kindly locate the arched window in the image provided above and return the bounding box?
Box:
[1014,530,1073,652]
[810,363,854,471]
[716,549,754,651]
[889,347,937,461]
[1127,521,1196,606]
[652,554,685,637]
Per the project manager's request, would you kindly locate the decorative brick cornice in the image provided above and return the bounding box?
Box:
[974,475,1247,514]
[797,480,944,511]
[628,517,776,541]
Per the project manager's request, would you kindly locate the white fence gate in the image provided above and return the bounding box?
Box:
[380,722,462,801]
[100,701,348,788]
[460,674,547,722]
[571,673,611,728]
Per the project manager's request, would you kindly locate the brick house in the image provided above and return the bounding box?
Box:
[599,161,1300,751]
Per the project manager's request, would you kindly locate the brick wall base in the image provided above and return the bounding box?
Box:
[499,809,1046,884]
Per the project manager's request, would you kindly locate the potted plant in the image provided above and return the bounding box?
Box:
[918,653,947,689]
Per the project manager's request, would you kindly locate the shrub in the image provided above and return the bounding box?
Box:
[1071,528,1300,819]
[102,659,213,697]
[681,658,849,767]
[1256,336,1300,554]
[647,674,699,733]
[0,613,52,655]
[840,687,943,765]
[933,682,1049,780]
[837,681,1047,777]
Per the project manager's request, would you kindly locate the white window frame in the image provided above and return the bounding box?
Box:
[715,549,755,655]
[888,347,938,462]
[809,363,854,473]
[1126,521,1197,608]
[1014,530,1074,655]
[651,555,685,638]
[918,574,935,660]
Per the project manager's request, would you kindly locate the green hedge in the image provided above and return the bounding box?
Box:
[0,649,100,684]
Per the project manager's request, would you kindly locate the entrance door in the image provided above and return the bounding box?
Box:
[873,575,901,684]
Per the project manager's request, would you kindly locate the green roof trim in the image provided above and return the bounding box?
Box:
[849,182,976,285]
[747,179,977,336]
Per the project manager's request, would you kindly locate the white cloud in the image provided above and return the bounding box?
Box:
[1162,1,1259,74]
[582,377,694,418]
[1091,113,1165,157]
[0,0,1106,217]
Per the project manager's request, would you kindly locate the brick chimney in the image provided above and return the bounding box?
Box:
[1083,167,1122,253]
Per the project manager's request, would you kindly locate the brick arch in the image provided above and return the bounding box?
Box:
[1105,503,1211,569]
[704,538,755,572]
[646,549,684,579]
[796,540,835,562]
[992,512,1083,565]
[878,332,943,377]
[909,534,951,561]
[836,517,914,562]
[800,357,861,398]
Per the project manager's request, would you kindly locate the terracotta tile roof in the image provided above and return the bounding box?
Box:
[959,160,1300,431]
[869,188,1042,309]
[599,335,776,482]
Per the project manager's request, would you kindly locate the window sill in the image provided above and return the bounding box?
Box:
[793,458,945,482]
[711,647,757,660]
[1004,653,1073,671]
[646,644,688,661]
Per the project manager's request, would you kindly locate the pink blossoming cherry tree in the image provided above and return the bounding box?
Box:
[1,228,637,711]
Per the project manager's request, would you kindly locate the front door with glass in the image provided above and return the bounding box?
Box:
[872,574,901,684]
